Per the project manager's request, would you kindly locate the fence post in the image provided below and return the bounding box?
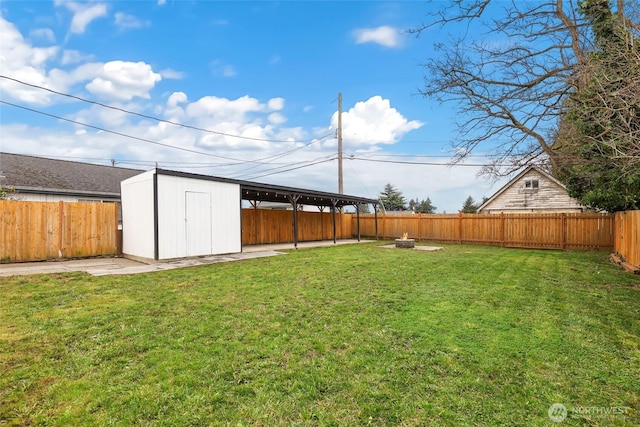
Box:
[500,212,505,247]
[561,213,567,250]
[115,202,122,255]
[58,200,64,258]
[458,212,463,244]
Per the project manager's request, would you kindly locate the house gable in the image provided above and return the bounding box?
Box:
[478,165,584,214]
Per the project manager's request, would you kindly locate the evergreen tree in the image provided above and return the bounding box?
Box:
[460,196,478,213]
[356,203,370,214]
[379,183,406,211]
[415,197,436,214]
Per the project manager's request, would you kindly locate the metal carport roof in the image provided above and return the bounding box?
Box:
[155,169,379,248]
[156,168,378,208]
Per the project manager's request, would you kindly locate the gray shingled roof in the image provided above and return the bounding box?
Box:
[0,152,143,197]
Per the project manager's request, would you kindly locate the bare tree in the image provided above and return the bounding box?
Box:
[411,0,639,178]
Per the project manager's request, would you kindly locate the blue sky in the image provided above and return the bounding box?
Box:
[0,0,508,212]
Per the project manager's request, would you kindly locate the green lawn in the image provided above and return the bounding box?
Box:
[1,243,639,426]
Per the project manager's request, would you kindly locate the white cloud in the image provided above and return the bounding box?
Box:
[267,97,284,111]
[60,49,92,65]
[268,112,287,125]
[167,92,188,108]
[352,25,403,48]
[331,96,423,148]
[0,17,59,104]
[157,0,167,5]
[29,28,56,43]
[48,62,104,92]
[160,68,184,79]
[222,65,236,77]
[211,60,237,78]
[55,1,108,34]
[85,61,162,101]
[114,12,150,30]
[185,94,265,123]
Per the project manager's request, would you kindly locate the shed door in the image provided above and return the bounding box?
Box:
[185,191,212,257]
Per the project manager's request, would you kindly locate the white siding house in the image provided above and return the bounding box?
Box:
[478,165,585,214]
[121,169,242,261]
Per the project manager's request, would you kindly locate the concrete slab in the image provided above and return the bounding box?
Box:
[0,239,374,277]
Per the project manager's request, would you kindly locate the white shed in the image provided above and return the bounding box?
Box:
[121,169,241,261]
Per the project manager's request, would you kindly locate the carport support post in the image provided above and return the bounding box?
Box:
[288,194,301,249]
[374,203,379,241]
[331,199,338,244]
[356,204,361,242]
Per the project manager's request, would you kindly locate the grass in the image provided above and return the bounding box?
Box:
[1,243,639,426]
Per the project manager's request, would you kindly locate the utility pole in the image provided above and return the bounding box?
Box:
[338,92,343,195]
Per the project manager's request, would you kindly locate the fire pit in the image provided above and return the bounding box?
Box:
[395,232,415,249]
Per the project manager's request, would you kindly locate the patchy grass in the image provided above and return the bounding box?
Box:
[1,243,639,426]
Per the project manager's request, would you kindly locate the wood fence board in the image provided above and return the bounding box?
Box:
[3,200,634,263]
[354,212,615,251]
[0,200,118,262]
[241,209,352,245]
[615,210,640,269]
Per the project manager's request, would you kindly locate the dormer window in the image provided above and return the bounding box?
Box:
[524,179,539,190]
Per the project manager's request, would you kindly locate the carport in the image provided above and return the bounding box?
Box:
[239,180,379,249]
[121,168,378,262]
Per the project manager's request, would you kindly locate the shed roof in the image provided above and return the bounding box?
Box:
[0,152,142,198]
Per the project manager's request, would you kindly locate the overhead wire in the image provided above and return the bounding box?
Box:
[0,100,254,162]
[0,100,334,170]
[1,76,336,173]
[1,75,541,174]
[245,156,338,181]
[0,74,323,144]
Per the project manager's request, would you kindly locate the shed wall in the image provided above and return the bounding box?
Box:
[156,174,241,259]
[121,170,156,259]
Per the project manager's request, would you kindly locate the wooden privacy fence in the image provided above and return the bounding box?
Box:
[353,212,615,250]
[3,200,634,263]
[614,210,640,269]
[242,208,352,245]
[0,200,119,262]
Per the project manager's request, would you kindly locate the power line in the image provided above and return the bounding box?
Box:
[232,153,336,179]
[1,100,331,166]
[245,156,338,181]
[0,74,323,144]
[228,136,331,177]
[348,156,519,167]
[0,100,252,162]
[353,152,497,159]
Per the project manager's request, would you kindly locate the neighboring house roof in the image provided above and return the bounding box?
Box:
[0,152,143,198]
[477,164,584,213]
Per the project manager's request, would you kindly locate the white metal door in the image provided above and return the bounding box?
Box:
[185,191,212,256]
